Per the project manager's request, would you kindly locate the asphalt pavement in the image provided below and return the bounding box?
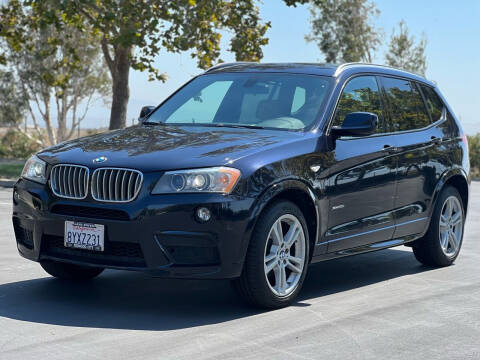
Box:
[0,184,479,359]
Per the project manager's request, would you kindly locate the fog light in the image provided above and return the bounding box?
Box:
[196,207,211,222]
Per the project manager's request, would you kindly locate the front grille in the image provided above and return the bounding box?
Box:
[41,234,146,268]
[50,164,89,199]
[50,204,130,221]
[91,168,143,202]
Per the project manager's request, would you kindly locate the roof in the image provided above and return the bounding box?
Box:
[205,62,339,76]
[205,62,434,86]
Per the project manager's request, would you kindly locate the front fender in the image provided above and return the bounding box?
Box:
[236,178,323,269]
[249,178,319,224]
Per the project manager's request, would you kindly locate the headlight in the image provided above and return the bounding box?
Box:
[21,155,47,184]
[152,167,241,194]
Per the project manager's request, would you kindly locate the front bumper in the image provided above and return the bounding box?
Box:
[12,178,255,279]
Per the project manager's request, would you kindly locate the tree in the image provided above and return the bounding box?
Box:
[1,6,111,145]
[0,69,26,127]
[385,20,427,76]
[304,0,381,63]
[1,1,271,130]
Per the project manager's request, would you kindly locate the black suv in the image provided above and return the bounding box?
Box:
[13,63,469,308]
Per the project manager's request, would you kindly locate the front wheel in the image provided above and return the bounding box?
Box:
[233,200,309,309]
[412,186,465,267]
[40,260,104,280]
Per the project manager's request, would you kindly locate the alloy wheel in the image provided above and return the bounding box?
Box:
[264,214,306,297]
[439,196,463,257]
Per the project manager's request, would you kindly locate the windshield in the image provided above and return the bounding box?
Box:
[146,73,333,130]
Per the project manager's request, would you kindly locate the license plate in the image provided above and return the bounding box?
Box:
[64,221,104,252]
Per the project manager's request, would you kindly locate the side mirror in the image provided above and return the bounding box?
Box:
[138,106,155,122]
[331,112,378,138]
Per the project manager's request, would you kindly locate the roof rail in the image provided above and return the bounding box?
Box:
[334,62,427,79]
[205,62,255,72]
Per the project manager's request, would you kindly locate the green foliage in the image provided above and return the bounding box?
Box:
[2,1,270,77]
[468,134,480,176]
[1,4,111,144]
[304,0,381,63]
[0,162,25,179]
[385,20,427,76]
[0,129,42,159]
[1,0,272,129]
[0,70,27,126]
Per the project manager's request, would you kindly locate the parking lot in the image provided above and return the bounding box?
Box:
[0,183,479,360]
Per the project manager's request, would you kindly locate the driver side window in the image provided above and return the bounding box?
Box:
[333,76,384,133]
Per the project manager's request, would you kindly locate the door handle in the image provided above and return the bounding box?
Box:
[382,144,399,153]
[430,136,442,144]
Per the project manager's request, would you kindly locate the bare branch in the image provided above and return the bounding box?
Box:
[23,96,45,142]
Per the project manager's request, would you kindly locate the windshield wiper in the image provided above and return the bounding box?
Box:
[213,123,265,130]
[142,121,165,126]
[142,121,265,130]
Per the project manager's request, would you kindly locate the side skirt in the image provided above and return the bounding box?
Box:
[310,233,420,263]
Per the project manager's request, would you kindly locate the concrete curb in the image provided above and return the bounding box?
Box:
[0,179,16,188]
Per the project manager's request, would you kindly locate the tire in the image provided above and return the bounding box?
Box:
[412,186,465,267]
[40,260,104,280]
[233,200,310,309]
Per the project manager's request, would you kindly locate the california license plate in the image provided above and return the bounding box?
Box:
[64,221,104,252]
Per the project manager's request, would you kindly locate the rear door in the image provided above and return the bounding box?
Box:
[379,76,441,238]
[325,75,398,253]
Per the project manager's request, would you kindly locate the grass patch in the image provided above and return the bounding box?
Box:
[0,162,25,179]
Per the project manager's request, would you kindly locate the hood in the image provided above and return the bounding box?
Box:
[38,125,306,172]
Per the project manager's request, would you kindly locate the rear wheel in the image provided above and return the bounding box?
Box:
[40,260,104,280]
[412,186,464,267]
[234,200,309,309]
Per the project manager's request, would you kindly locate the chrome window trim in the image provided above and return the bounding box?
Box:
[49,164,90,200]
[91,167,143,203]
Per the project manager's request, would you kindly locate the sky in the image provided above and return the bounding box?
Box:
[77,0,480,134]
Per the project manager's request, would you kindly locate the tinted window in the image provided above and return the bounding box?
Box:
[147,73,333,130]
[333,76,384,133]
[420,84,444,122]
[381,77,418,132]
[412,82,431,128]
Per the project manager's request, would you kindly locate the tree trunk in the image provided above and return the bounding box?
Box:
[56,93,67,142]
[43,97,56,145]
[109,46,131,130]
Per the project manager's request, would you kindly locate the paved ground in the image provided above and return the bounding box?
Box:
[0,184,479,360]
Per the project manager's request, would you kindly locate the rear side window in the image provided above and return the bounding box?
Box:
[381,77,426,132]
[333,76,384,133]
[412,83,431,128]
[420,85,444,122]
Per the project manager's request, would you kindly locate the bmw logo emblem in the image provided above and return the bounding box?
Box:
[93,156,107,164]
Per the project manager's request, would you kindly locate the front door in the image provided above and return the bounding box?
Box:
[324,75,398,253]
